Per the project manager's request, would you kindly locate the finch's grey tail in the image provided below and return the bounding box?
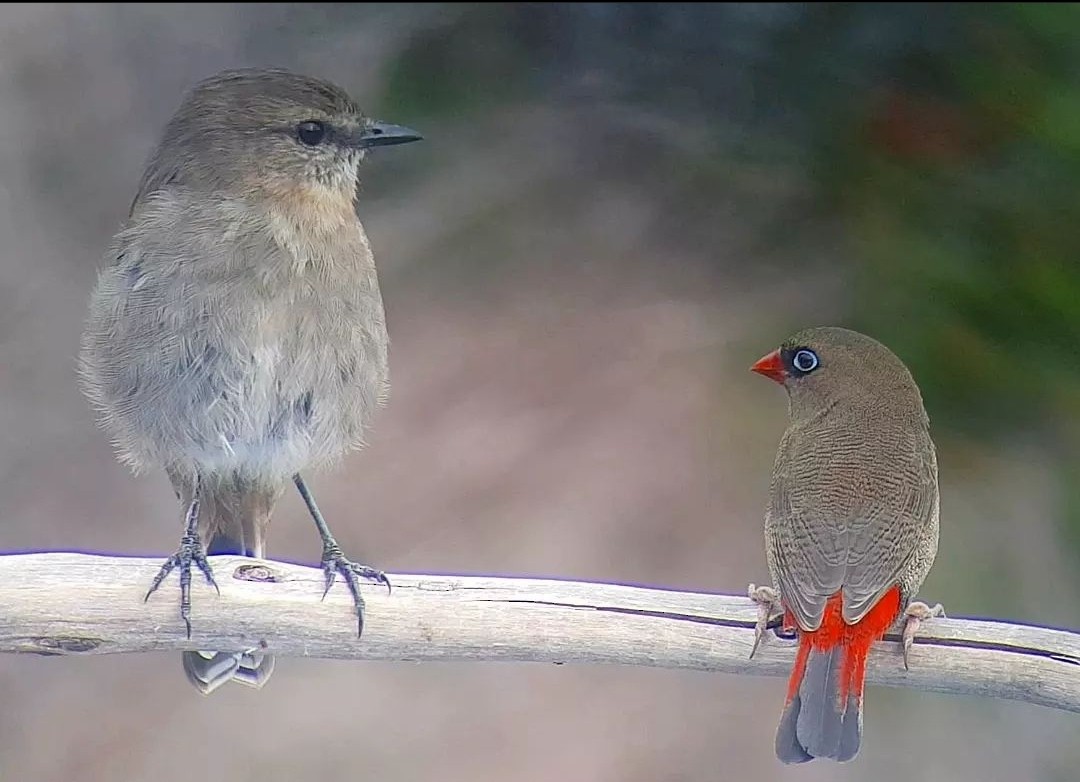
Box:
[775,647,861,763]
[181,531,276,695]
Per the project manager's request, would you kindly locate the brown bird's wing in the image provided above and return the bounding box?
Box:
[766,421,939,631]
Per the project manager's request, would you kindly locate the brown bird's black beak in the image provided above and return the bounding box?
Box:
[351,121,424,149]
[751,349,787,384]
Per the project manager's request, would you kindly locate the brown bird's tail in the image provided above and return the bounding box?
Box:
[775,586,901,763]
[175,479,278,695]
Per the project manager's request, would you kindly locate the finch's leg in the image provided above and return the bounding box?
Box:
[901,600,946,670]
[748,583,785,658]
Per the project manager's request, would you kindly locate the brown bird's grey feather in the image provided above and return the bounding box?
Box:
[78,68,421,694]
[82,187,389,483]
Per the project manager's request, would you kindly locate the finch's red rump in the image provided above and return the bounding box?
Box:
[784,585,903,706]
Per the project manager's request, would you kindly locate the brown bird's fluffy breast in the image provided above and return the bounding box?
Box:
[78,188,390,483]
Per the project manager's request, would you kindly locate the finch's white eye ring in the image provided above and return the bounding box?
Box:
[792,349,819,373]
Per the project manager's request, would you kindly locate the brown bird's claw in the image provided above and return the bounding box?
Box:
[748,583,783,659]
[901,600,945,670]
[295,473,390,638]
[320,541,391,638]
[183,647,276,695]
[144,497,218,640]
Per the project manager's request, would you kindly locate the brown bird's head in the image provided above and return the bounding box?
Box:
[133,68,423,211]
[751,326,927,421]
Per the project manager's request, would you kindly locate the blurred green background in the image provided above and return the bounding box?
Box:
[379,1,1080,549]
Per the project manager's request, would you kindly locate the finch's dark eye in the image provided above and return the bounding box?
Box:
[792,349,819,374]
[297,120,327,146]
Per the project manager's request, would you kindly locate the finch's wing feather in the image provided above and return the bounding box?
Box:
[841,427,939,623]
[767,420,938,631]
[766,427,850,631]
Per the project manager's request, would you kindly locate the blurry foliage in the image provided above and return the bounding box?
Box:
[785,4,1080,550]
[375,3,1080,546]
[380,5,560,122]
[806,4,1080,440]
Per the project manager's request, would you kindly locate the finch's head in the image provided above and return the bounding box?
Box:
[133,68,422,210]
[751,326,926,420]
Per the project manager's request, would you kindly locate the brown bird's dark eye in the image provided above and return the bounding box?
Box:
[792,349,819,373]
[297,120,327,146]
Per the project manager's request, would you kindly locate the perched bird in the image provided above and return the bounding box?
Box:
[747,326,943,763]
[78,68,422,694]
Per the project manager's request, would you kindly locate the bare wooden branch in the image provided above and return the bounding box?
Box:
[0,552,1076,713]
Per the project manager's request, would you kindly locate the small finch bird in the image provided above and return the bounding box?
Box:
[748,326,943,763]
[78,68,422,694]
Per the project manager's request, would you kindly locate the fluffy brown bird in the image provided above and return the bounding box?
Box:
[748,326,943,763]
[78,68,422,693]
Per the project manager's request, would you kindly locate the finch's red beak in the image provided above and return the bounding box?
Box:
[751,349,787,384]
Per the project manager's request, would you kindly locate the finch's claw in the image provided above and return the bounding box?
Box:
[320,542,390,638]
[748,583,783,659]
[901,600,945,670]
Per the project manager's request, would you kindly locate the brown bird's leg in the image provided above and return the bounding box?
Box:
[293,474,391,637]
[901,600,946,670]
[144,474,220,639]
[748,583,785,658]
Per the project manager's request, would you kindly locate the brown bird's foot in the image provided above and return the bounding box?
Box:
[144,495,220,639]
[183,648,276,695]
[901,600,946,670]
[293,473,390,638]
[748,583,784,658]
[320,541,391,637]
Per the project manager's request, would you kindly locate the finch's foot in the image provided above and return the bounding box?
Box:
[144,498,219,639]
[320,541,391,637]
[748,583,783,659]
[901,600,946,670]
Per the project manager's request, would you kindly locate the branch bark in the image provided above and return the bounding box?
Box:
[0,552,1077,713]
